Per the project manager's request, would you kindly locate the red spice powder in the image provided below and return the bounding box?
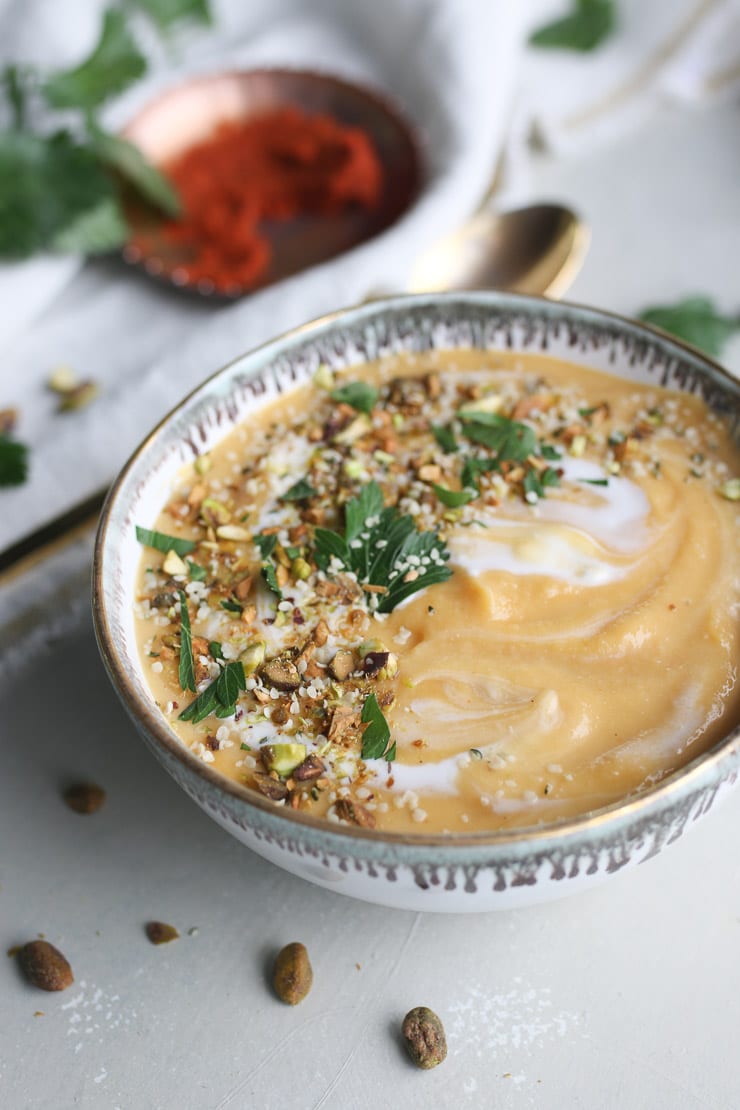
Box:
[157,106,384,292]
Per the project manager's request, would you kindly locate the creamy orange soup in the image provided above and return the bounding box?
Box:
[135,351,740,833]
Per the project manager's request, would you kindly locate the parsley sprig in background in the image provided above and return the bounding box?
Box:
[0,0,211,261]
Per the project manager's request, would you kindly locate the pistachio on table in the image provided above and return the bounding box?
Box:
[18,941,74,992]
[273,942,313,1005]
[402,1006,447,1070]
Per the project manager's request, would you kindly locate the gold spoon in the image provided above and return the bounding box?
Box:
[408,203,588,299]
[0,206,587,581]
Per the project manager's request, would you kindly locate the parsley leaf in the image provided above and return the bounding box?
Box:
[261,561,282,599]
[43,9,147,111]
[431,423,458,454]
[177,590,196,692]
[187,560,207,581]
[0,130,127,259]
[639,297,740,358]
[180,661,245,723]
[279,477,317,502]
[253,532,277,559]
[88,124,180,217]
[360,692,393,760]
[541,444,562,461]
[220,598,242,614]
[460,455,499,492]
[0,434,29,486]
[130,0,212,33]
[313,481,451,613]
[208,641,224,660]
[330,381,378,414]
[529,0,615,53]
[135,525,195,556]
[432,483,476,508]
[523,467,561,500]
[460,411,539,462]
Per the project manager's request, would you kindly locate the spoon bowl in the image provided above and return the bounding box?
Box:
[408,203,589,298]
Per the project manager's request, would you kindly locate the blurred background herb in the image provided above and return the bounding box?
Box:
[529,0,616,52]
[0,0,212,260]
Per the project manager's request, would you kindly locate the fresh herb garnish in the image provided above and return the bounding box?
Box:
[136,526,195,556]
[280,477,317,502]
[220,598,242,614]
[431,423,458,454]
[179,661,246,723]
[253,532,277,559]
[639,296,740,358]
[0,434,29,486]
[460,455,500,492]
[385,741,397,763]
[580,477,609,486]
[177,590,196,692]
[529,0,615,53]
[261,562,283,600]
[0,1,210,261]
[432,483,477,508]
[187,560,207,581]
[208,641,224,660]
[460,411,539,462]
[313,481,451,613]
[541,444,562,461]
[330,381,379,414]
[523,467,561,500]
[360,692,393,760]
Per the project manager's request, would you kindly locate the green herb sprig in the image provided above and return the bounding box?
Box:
[360,692,394,760]
[177,590,196,692]
[0,0,211,261]
[313,482,452,613]
[529,0,615,53]
[639,297,740,359]
[330,381,379,414]
[180,661,246,723]
[136,525,195,556]
[0,434,29,487]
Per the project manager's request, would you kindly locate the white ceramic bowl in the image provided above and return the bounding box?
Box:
[93,292,740,912]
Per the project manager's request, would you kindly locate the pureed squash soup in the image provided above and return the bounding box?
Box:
[134,350,740,834]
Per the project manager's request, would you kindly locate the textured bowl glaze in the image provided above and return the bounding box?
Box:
[93,293,740,912]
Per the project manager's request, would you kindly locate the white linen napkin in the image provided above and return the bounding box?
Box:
[1,0,525,552]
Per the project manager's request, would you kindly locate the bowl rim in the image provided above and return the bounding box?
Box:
[92,289,740,852]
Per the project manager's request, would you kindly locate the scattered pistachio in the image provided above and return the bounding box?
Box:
[328,649,355,681]
[273,942,313,1005]
[313,364,334,391]
[145,921,179,945]
[458,393,502,416]
[402,1006,447,1070]
[261,743,307,777]
[569,434,587,457]
[57,381,99,412]
[719,478,740,501]
[62,782,106,815]
[333,413,372,445]
[261,655,302,690]
[253,774,289,801]
[241,641,266,674]
[0,407,18,435]
[18,941,73,992]
[163,549,189,576]
[293,754,325,782]
[216,524,251,541]
[47,366,79,393]
[200,498,231,527]
[343,458,365,480]
[291,556,312,580]
[334,799,376,828]
[194,454,211,475]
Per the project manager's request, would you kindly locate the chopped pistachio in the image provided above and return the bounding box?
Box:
[163,549,189,576]
[240,641,266,674]
[57,381,98,412]
[47,366,79,393]
[333,414,372,445]
[343,458,365,480]
[313,364,334,391]
[261,743,307,776]
[569,434,587,457]
[291,557,312,580]
[458,393,502,416]
[194,454,211,476]
[719,477,740,501]
[201,498,231,527]
[216,524,251,541]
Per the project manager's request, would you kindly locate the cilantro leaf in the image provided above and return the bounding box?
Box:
[187,560,207,581]
[43,9,147,111]
[0,435,29,486]
[330,381,379,414]
[261,561,282,599]
[432,483,476,508]
[279,477,317,502]
[180,661,245,723]
[253,532,277,559]
[460,412,539,462]
[0,130,126,259]
[431,423,458,454]
[135,525,195,556]
[529,0,615,52]
[314,480,451,613]
[177,590,196,692]
[130,0,212,33]
[639,297,740,358]
[88,124,180,217]
[360,692,392,760]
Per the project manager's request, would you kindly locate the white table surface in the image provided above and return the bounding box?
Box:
[2,100,739,1110]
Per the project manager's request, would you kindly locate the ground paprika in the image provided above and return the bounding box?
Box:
[153,105,383,293]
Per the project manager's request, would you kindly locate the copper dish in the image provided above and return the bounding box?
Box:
[121,69,422,299]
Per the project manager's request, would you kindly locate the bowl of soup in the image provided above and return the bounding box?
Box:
[93,292,740,912]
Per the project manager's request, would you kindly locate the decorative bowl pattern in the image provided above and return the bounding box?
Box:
[93,292,740,912]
